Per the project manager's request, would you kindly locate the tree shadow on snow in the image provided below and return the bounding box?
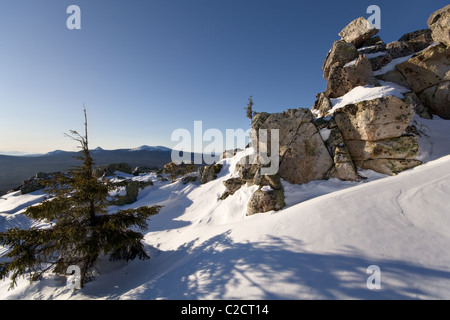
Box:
[82,232,450,300]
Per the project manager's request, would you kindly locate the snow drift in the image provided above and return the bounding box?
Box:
[1,116,450,300]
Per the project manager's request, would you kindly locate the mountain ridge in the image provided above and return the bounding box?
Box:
[0,146,181,195]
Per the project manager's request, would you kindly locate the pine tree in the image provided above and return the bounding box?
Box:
[245,96,255,120]
[0,108,161,289]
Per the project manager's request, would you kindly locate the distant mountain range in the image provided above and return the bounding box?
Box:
[0,145,173,157]
[0,146,198,195]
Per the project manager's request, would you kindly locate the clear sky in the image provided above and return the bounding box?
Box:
[0,0,447,154]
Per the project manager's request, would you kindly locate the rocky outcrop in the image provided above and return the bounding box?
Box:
[428,4,450,47]
[256,108,334,185]
[313,13,429,177]
[19,172,52,195]
[394,44,450,119]
[319,5,449,120]
[239,7,450,215]
[363,5,450,120]
[334,96,415,141]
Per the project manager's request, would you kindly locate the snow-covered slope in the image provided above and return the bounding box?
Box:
[1,116,450,300]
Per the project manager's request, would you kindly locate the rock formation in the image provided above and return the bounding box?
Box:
[218,6,450,215]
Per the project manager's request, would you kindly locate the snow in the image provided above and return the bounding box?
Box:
[329,82,411,115]
[365,51,388,59]
[1,117,450,300]
[373,54,415,76]
[319,128,331,141]
[358,45,378,53]
[344,58,358,68]
[311,108,321,118]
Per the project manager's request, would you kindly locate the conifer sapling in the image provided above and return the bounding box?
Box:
[0,108,161,289]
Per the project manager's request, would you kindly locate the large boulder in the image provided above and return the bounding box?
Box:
[418,81,450,119]
[385,29,433,59]
[428,5,450,47]
[323,41,359,80]
[386,41,423,59]
[338,17,379,48]
[376,69,410,89]
[326,54,377,98]
[246,187,285,216]
[345,136,419,161]
[329,145,359,181]
[256,108,334,185]
[399,29,433,42]
[396,44,450,93]
[334,96,415,141]
[354,159,422,176]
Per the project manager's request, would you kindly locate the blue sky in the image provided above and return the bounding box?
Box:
[0,0,447,153]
